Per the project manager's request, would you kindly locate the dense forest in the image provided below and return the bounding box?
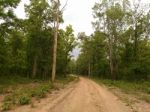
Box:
[0,0,76,80]
[75,0,150,81]
[1,0,150,81]
[0,0,150,111]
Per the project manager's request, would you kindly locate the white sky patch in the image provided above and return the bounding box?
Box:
[60,0,98,36]
[14,0,29,19]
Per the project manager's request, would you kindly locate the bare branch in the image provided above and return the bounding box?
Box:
[61,0,68,12]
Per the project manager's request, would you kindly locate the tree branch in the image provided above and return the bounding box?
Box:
[61,0,68,12]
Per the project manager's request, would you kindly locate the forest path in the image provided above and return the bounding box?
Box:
[12,77,132,112]
[49,77,132,112]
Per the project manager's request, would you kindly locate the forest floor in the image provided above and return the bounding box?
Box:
[5,77,149,112]
[0,75,77,111]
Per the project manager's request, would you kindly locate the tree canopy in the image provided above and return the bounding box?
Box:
[76,0,150,81]
[0,0,77,80]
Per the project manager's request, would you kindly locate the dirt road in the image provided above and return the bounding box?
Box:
[12,77,132,112]
[49,77,132,112]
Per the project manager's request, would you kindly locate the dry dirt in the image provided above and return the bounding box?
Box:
[7,77,137,112]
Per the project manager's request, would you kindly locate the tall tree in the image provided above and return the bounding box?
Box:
[51,0,68,82]
[0,0,21,74]
[51,0,60,82]
[93,0,125,79]
[25,0,52,78]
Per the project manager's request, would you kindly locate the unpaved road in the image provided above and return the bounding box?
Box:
[12,77,133,112]
[49,78,132,112]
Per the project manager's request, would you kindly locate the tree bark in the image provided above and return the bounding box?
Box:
[134,24,138,59]
[32,55,37,78]
[51,1,59,82]
[108,36,114,79]
[88,62,91,77]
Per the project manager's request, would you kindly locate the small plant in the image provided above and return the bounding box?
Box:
[1,102,11,111]
[18,95,30,105]
[147,89,150,94]
[35,89,46,98]
[140,95,150,103]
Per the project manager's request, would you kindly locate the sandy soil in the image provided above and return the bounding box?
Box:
[109,86,150,112]
[9,77,134,112]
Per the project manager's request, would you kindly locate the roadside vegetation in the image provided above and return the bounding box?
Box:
[95,79,150,94]
[0,75,77,111]
[94,78,150,103]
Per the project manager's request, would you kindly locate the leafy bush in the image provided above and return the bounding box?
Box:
[1,102,11,111]
[18,95,30,105]
[34,90,46,98]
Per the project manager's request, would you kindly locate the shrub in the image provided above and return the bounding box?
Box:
[1,102,11,111]
[18,95,30,105]
[35,89,47,98]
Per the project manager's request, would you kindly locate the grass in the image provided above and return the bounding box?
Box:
[94,78,150,103]
[94,78,150,94]
[0,75,77,111]
[0,75,33,94]
[56,75,79,85]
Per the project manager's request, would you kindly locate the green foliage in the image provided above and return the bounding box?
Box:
[0,0,76,79]
[30,83,52,98]
[94,78,150,94]
[1,102,11,111]
[76,31,108,77]
[94,78,150,102]
[56,75,78,84]
[18,95,30,105]
[77,0,150,81]
[57,25,77,75]
[0,0,21,74]
[0,75,32,86]
[0,75,76,111]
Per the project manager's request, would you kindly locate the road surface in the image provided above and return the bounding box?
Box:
[49,77,131,112]
[13,77,132,112]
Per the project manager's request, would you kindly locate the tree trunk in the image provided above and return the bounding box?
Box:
[32,55,37,78]
[108,36,115,79]
[88,62,91,77]
[134,24,138,59]
[51,2,59,82]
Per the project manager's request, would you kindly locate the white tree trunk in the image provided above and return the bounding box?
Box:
[51,1,59,82]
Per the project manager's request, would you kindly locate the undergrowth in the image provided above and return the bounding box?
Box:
[94,78,150,103]
[0,75,77,111]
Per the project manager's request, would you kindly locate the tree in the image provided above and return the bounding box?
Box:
[51,0,60,82]
[25,0,53,78]
[0,0,21,74]
[93,1,125,79]
[76,31,107,77]
[57,25,77,76]
[51,0,68,82]
[76,0,150,81]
